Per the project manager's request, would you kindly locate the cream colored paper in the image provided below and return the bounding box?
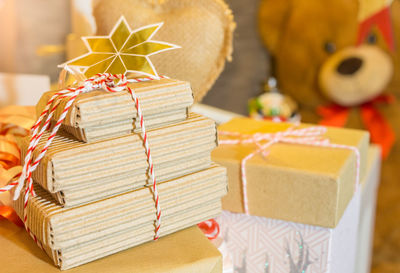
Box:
[36,78,194,142]
[52,154,212,207]
[13,165,226,247]
[59,108,188,142]
[11,164,227,269]
[19,113,217,206]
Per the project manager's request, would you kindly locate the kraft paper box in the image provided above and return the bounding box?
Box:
[18,113,217,207]
[11,164,226,269]
[36,78,194,142]
[214,145,380,273]
[0,223,222,273]
[212,118,369,228]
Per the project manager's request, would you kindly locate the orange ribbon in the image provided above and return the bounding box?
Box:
[0,206,23,226]
[0,106,35,224]
[318,95,395,158]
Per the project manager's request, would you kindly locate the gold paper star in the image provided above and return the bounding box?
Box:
[61,16,180,78]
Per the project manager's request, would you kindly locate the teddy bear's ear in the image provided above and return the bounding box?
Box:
[258,0,293,55]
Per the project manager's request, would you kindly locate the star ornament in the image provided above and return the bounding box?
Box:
[61,16,180,78]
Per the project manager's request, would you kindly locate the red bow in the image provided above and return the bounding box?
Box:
[318,95,395,158]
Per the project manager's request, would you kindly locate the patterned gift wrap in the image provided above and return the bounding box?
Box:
[216,189,361,273]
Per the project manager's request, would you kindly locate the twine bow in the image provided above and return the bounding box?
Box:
[0,70,164,248]
[218,125,361,215]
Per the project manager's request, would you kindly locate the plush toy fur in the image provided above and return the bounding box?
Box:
[259,0,400,270]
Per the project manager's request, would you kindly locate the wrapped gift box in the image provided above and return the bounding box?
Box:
[212,118,369,228]
[12,164,226,269]
[0,223,222,273]
[355,145,381,273]
[209,118,374,273]
[18,113,216,207]
[214,145,380,273]
[37,78,194,142]
[217,189,360,273]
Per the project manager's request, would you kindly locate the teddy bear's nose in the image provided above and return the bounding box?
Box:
[336,57,363,75]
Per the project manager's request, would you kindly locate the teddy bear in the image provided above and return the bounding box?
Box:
[258,0,400,271]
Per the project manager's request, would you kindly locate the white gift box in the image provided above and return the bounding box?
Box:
[216,189,361,273]
[355,145,381,273]
[215,145,380,273]
[0,73,50,106]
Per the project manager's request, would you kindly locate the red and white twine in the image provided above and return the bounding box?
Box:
[0,73,164,243]
[219,126,361,215]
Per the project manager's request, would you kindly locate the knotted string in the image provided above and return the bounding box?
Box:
[218,125,360,215]
[0,71,164,246]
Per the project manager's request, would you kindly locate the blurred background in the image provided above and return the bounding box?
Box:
[0,1,399,272]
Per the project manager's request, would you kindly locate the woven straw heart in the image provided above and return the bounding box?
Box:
[93,0,235,102]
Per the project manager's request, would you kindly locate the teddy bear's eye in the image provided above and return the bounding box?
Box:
[324,42,336,54]
[367,33,377,44]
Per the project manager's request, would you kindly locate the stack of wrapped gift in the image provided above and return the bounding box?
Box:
[10,78,227,270]
[211,118,370,273]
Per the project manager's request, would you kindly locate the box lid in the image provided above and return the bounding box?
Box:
[212,118,369,228]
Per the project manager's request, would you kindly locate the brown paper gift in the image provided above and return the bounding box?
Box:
[36,78,194,142]
[211,118,370,228]
[0,223,222,273]
[11,164,226,269]
[18,113,216,207]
